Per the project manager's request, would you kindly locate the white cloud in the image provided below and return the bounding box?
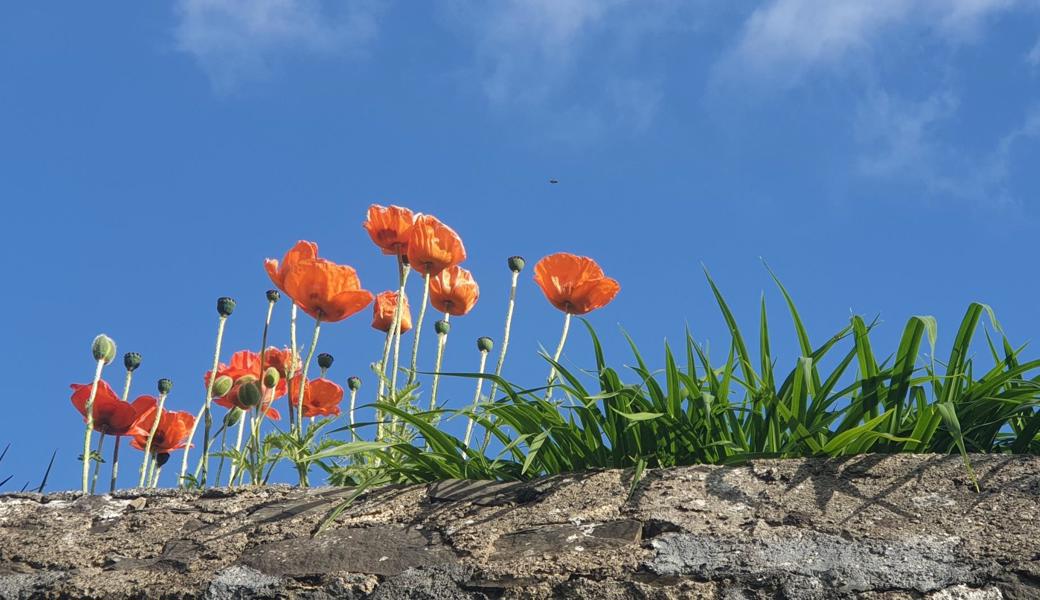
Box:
[855,90,959,178]
[174,0,383,91]
[1029,37,1040,66]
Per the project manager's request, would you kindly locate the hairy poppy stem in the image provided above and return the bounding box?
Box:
[296,318,322,438]
[111,368,135,493]
[429,314,450,412]
[545,312,573,400]
[463,348,490,448]
[480,270,520,453]
[226,417,245,486]
[81,358,106,495]
[383,261,412,415]
[288,304,298,428]
[349,387,358,442]
[150,465,162,488]
[138,391,168,487]
[251,295,276,476]
[215,422,229,486]
[199,315,228,488]
[407,271,432,386]
[90,434,105,494]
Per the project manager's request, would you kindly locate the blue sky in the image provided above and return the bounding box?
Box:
[2,1,1039,490]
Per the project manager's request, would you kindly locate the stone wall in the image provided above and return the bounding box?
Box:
[0,454,1037,599]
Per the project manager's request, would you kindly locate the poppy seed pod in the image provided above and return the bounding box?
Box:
[92,334,117,364]
[123,352,142,372]
[263,367,280,389]
[347,376,362,391]
[266,289,280,303]
[224,408,244,427]
[237,380,262,408]
[477,336,494,353]
[217,297,236,317]
[155,452,170,468]
[317,353,334,370]
[508,256,526,273]
[212,375,234,397]
[157,378,174,395]
[435,320,451,335]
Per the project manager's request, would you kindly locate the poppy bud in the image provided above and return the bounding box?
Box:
[212,375,234,397]
[124,352,142,372]
[347,376,362,391]
[508,256,526,273]
[266,289,280,303]
[155,452,170,468]
[237,380,262,408]
[224,408,244,427]
[263,367,280,389]
[477,336,494,353]
[157,378,174,395]
[317,353,334,370]
[92,334,117,364]
[435,320,451,335]
[217,297,236,317]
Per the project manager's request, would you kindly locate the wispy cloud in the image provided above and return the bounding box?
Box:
[174,0,383,92]
[1028,36,1040,67]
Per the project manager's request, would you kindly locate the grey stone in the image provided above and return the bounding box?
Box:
[206,565,284,600]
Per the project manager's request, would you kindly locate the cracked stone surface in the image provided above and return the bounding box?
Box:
[0,454,1037,599]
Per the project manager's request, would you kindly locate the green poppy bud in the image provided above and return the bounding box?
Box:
[237,380,262,408]
[317,353,334,370]
[347,376,361,391]
[217,297,236,317]
[92,334,117,364]
[508,256,526,273]
[224,408,244,427]
[435,320,451,335]
[266,289,280,303]
[212,375,234,397]
[477,336,494,353]
[263,367,280,389]
[123,352,142,372]
[157,378,174,395]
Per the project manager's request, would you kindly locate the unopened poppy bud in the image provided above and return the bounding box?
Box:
[157,378,174,395]
[477,336,494,353]
[224,408,244,427]
[217,296,236,317]
[263,367,280,389]
[436,320,451,335]
[347,376,362,391]
[124,352,142,372]
[266,289,280,303]
[92,334,117,364]
[317,353,334,370]
[212,375,234,397]
[155,452,170,468]
[508,256,526,273]
[238,380,262,408]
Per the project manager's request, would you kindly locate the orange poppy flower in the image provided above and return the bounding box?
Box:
[289,376,344,418]
[70,381,154,437]
[372,290,412,333]
[265,240,318,293]
[533,253,620,315]
[280,257,374,322]
[363,204,416,255]
[204,349,289,420]
[129,405,195,454]
[430,266,479,316]
[405,215,466,275]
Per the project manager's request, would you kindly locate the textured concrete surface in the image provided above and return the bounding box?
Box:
[0,454,1037,599]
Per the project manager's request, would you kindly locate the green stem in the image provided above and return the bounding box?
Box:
[386,262,412,403]
[215,421,230,486]
[463,350,490,448]
[429,313,450,412]
[296,318,322,437]
[227,415,246,486]
[139,392,168,487]
[200,315,229,488]
[112,369,134,493]
[90,433,105,494]
[407,271,432,386]
[545,312,572,400]
[81,359,105,495]
[288,303,298,428]
[349,388,358,442]
[480,271,520,453]
[252,298,275,476]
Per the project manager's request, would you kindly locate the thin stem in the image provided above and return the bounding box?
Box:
[81,359,105,494]
[463,350,490,448]
[429,313,450,412]
[288,303,298,428]
[199,316,228,488]
[407,271,432,386]
[215,420,230,486]
[480,270,520,453]
[252,298,275,473]
[387,263,412,398]
[111,369,134,493]
[296,318,322,437]
[545,312,572,400]
[139,392,168,487]
[348,388,358,442]
[90,433,105,494]
[227,415,246,486]
[150,465,162,488]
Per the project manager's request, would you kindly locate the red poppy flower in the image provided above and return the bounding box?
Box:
[363,205,416,255]
[405,215,466,276]
[281,257,374,322]
[430,265,479,316]
[204,349,289,420]
[70,381,154,437]
[372,290,412,333]
[533,253,620,315]
[129,405,195,454]
[289,376,344,418]
[265,240,318,293]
